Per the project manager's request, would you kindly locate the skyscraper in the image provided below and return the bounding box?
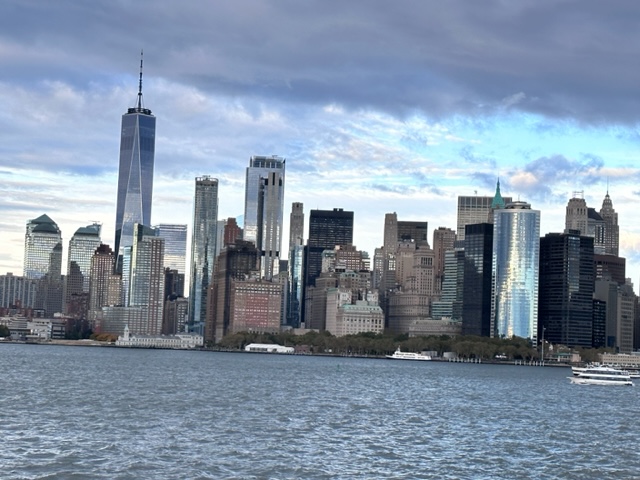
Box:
[600,191,619,256]
[189,176,219,334]
[462,223,493,336]
[539,231,594,348]
[433,226,455,295]
[456,183,511,243]
[128,223,165,335]
[288,202,305,327]
[491,201,540,341]
[305,208,354,289]
[154,224,187,274]
[565,193,588,234]
[65,223,102,314]
[257,170,285,279]
[289,202,304,252]
[114,53,156,270]
[88,244,121,321]
[243,155,285,244]
[23,214,62,280]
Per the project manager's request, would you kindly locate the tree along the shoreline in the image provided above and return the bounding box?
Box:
[214,331,612,361]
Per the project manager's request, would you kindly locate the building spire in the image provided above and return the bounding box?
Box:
[137,50,144,110]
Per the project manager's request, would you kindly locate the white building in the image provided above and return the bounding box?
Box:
[244,343,294,353]
[115,325,203,349]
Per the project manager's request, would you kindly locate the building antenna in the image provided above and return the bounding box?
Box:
[137,50,144,110]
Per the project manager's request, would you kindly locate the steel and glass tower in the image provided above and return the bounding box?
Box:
[154,224,187,274]
[257,171,285,279]
[65,223,102,314]
[243,155,285,245]
[491,201,540,341]
[539,231,594,348]
[114,53,156,271]
[189,176,219,334]
[24,214,62,280]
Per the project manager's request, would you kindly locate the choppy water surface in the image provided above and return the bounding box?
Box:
[1,343,638,479]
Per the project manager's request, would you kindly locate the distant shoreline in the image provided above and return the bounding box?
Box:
[0,339,571,367]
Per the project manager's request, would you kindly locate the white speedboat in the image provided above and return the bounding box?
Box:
[569,366,633,386]
[386,347,432,361]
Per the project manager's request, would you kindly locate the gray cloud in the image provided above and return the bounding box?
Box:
[2,1,640,125]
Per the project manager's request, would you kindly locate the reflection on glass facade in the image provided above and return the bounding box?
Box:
[23,214,62,280]
[539,232,594,348]
[114,65,156,270]
[243,155,285,245]
[491,202,540,341]
[154,224,187,274]
[189,176,219,334]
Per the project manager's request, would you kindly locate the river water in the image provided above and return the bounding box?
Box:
[1,343,637,479]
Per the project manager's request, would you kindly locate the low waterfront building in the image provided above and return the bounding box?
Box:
[115,325,203,349]
[244,343,294,353]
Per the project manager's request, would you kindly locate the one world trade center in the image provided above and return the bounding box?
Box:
[114,53,156,272]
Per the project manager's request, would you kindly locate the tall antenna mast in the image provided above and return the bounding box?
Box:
[137,49,144,110]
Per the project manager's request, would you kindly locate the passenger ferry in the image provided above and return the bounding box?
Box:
[386,347,432,361]
[569,366,633,386]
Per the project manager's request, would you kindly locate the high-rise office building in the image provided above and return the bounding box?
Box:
[565,194,588,235]
[539,231,594,348]
[23,214,62,280]
[189,176,219,334]
[128,223,165,335]
[257,170,285,280]
[88,244,121,323]
[303,208,354,325]
[288,203,305,327]
[243,155,285,245]
[114,54,156,270]
[433,226,455,295]
[206,240,259,344]
[154,224,187,274]
[305,208,354,289]
[462,223,494,336]
[491,201,540,341]
[65,223,102,315]
[600,191,619,256]
[456,183,511,243]
[0,273,37,309]
[289,202,304,251]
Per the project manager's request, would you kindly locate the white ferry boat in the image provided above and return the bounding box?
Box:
[386,347,432,361]
[569,366,633,386]
[573,364,640,379]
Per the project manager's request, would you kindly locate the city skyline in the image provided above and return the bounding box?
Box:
[2,2,640,289]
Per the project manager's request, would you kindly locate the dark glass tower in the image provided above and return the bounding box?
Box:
[300,208,353,325]
[539,231,595,348]
[304,208,354,289]
[114,53,156,271]
[462,223,493,336]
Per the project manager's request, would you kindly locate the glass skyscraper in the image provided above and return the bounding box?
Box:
[257,171,285,280]
[65,223,102,315]
[154,224,187,274]
[491,202,540,341]
[539,231,594,348]
[243,155,285,245]
[23,214,62,280]
[114,56,156,271]
[189,176,219,334]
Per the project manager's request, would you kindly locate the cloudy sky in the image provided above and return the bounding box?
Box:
[2,1,640,287]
